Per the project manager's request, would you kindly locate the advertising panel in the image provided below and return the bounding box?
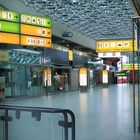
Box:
[21,14,51,28]
[44,69,52,86]
[21,35,52,48]
[21,24,51,37]
[0,32,19,44]
[102,70,108,84]
[0,9,19,22]
[79,68,87,86]
[69,50,73,61]
[96,40,137,52]
[0,21,19,33]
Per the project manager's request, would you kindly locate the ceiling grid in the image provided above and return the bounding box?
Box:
[23,0,135,40]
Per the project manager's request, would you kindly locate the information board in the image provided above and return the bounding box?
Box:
[21,24,51,38]
[0,32,19,44]
[0,21,19,33]
[96,40,137,52]
[21,35,52,48]
[21,14,51,28]
[0,9,19,22]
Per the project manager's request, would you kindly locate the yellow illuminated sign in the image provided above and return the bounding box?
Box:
[21,35,52,48]
[69,50,73,61]
[96,40,137,52]
[21,24,52,38]
[0,32,19,44]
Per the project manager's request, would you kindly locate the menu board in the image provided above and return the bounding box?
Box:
[0,32,20,44]
[21,14,51,28]
[21,35,52,48]
[21,24,51,38]
[0,21,19,33]
[96,40,137,52]
[79,68,87,86]
[0,9,19,22]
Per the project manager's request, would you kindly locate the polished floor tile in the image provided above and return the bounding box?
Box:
[1,84,140,140]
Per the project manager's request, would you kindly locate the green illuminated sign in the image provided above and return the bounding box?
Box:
[116,72,126,76]
[0,21,19,33]
[21,14,51,28]
[0,9,19,22]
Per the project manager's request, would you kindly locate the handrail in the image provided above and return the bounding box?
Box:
[0,105,75,140]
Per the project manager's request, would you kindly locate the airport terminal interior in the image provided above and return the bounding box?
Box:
[0,0,140,140]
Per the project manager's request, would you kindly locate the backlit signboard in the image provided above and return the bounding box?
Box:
[98,52,121,58]
[21,35,52,48]
[96,40,137,52]
[102,70,108,84]
[69,50,73,61]
[21,14,51,28]
[122,64,138,70]
[79,68,87,86]
[0,9,19,22]
[0,32,19,44]
[21,24,51,38]
[0,21,19,33]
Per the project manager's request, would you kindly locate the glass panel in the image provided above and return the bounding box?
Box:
[8,110,64,140]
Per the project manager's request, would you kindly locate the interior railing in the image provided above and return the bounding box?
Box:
[0,105,75,140]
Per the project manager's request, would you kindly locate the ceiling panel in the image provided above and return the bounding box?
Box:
[23,0,135,40]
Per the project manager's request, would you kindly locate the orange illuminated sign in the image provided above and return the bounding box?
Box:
[21,35,52,48]
[21,24,52,38]
[0,32,19,44]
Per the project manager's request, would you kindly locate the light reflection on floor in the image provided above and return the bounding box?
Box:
[1,84,140,140]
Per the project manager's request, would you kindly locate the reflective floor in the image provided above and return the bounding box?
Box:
[1,84,140,140]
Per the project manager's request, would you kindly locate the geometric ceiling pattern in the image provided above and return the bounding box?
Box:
[23,0,135,40]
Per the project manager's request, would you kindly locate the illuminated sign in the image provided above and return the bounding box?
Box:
[122,64,138,70]
[21,24,51,38]
[102,70,108,83]
[0,50,9,61]
[0,32,19,44]
[0,9,19,22]
[98,52,121,58]
[96,40,137,52]
[69,50,73,61]
[0,21,19,33]
[21,35,52,48]
[44,69,52,86]
[21,14,51,28]
[116,72,126,76]
[79,68,87,86]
